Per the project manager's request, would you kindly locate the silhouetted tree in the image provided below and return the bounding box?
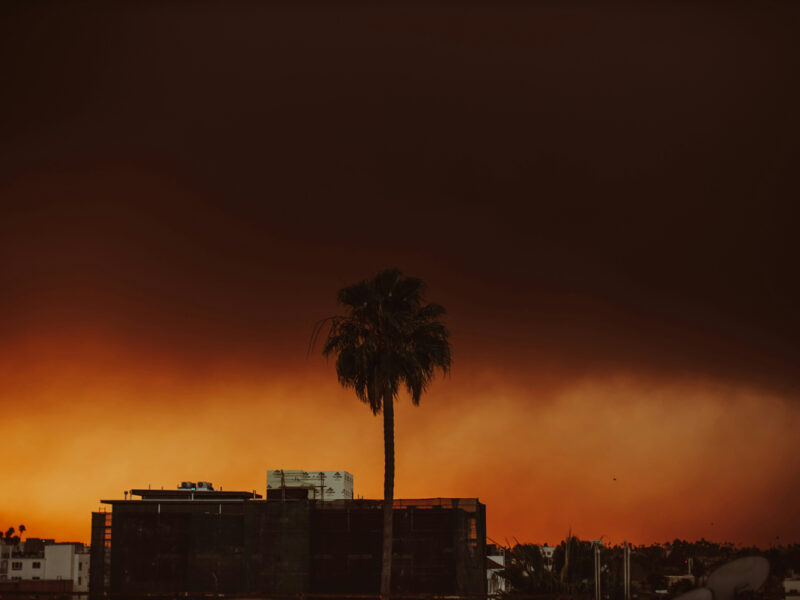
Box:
[318,268,451,597]
[502,543,560,594]
[2,525,24,546]
[552,532,596,593]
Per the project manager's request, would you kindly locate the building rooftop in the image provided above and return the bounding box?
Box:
[101,482,262,503]
[111,488,262,502]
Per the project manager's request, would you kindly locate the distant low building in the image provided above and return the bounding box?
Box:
[486,544,507,594]
[0,538,89,597]
[541,545,556,571]
[5,554,45,580]
[785,577,800,596]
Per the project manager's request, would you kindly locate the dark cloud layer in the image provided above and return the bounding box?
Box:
[1,1,798,392]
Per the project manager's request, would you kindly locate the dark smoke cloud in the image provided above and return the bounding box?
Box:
[1,1,798,393]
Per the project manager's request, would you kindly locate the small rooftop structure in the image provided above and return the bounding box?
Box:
[266,469,354,501]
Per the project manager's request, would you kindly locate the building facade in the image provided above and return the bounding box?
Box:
[0,538,89,597]
[90,484,486,598]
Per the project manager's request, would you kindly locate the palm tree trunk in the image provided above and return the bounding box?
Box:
[380,390,395,599]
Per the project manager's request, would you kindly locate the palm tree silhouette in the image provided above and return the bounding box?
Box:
[2,525,24,546]
[317,268,451,597]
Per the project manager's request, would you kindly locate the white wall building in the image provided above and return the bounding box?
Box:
[73,548,90,593]
[44,544,77,580]
[7,556,45,581]
[267,469,354,500]
[785,577,800,596]
[486,545,507,595]
[0,541,88,591]
[541,545,556,571]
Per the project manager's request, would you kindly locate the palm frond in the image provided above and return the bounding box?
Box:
[307,316,339,358]
[319,268,451,414]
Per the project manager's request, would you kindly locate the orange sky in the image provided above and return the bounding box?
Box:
[2,332,799,547]
[1,1,799,550]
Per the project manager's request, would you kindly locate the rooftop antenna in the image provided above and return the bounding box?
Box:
[591,539,602,600]
[623,541,631,600]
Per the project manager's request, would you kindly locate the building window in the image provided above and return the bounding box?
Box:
[78,576,82,585]
[32,561,41,569]
[11,561,22,570]
[33,576,40,581]
[78,562,82,571]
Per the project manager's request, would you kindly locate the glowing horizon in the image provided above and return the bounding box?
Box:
[2,334,798,547]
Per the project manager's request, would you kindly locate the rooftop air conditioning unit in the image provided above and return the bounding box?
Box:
[197,481,214,491]
[179,481,196,490]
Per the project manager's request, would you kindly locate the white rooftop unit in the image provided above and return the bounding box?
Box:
[267,469,354,500]
[177,481,215,491]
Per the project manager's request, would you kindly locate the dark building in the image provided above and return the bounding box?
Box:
[89,485,486,598]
